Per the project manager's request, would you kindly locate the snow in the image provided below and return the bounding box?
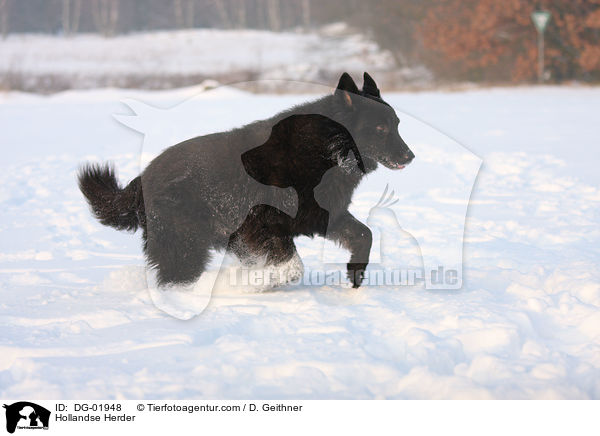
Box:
[1,84,599,399]
[0,27,414,91]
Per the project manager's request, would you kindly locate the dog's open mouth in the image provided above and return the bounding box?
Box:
[380,159,410,170]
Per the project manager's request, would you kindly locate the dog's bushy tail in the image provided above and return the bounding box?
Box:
[78,163,145,231]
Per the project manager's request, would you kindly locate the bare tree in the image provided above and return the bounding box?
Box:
[174,0,184,28]
[234,0,246,28]
[301,0,310,29]
[266,0,280,31]
[174,0,195,28]
[185,0,195,28]
[62,0,82,36]
[213,0,231,28]
[92,0,119,37]
[0,0,8,39]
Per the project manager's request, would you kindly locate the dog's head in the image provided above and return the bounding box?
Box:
[333,72,415,170]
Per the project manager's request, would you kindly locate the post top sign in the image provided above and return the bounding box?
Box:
[531,10,551,33]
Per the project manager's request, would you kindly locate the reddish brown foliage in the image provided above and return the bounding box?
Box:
[418,0,600,82]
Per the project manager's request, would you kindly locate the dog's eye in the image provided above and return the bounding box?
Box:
[376,125,389,134]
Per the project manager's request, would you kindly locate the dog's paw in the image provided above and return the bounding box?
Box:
[251,252,304,291]
[347,262,367,288]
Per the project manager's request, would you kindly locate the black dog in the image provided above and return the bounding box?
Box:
[79,72,414,288]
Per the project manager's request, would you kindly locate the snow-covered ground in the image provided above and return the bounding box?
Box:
[0,26,427,92]
[1,84,599,399]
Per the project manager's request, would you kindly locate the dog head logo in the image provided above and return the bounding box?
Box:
[3,402,50,433]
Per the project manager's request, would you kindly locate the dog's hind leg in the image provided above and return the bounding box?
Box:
[228,210,304,288]
[259,236,304,288]
[251,236,304,289]
[144,202,213,287]
[142,199,227,319]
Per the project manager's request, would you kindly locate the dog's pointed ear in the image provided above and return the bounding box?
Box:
[335,72,359,108]
[363,72,380,98]
[337,72,359,93]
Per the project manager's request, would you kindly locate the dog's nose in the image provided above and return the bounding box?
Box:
[403,151,415,163]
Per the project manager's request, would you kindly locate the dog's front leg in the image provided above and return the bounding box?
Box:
[326,212,372,288]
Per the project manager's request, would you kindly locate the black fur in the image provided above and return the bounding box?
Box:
[79,73,414,288]
[78,163,145,231]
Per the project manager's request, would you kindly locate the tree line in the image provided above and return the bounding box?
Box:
[1,0,598,83]
[0,0,317,36]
